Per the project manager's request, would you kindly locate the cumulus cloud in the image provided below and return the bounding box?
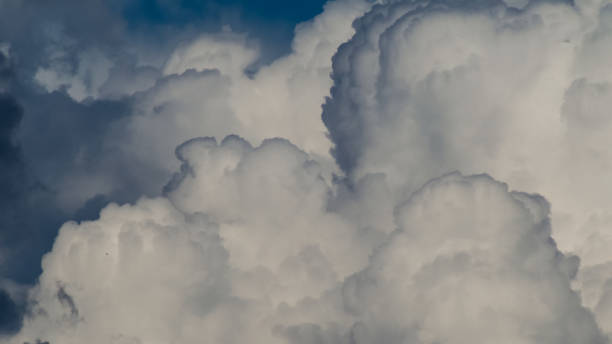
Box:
[166,136,375,283]
[11,0,373,215]
[112,0,374,176]
[321,0,612,333]
[163,31,259,77]
[0,0,376,313]
[9,140,606,343]
[4,0,612,342]
[9,137,370,344]
[332,174,603,344]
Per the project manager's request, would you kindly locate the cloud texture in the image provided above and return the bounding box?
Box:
[321,0,612,335]
[9,142,606,344]
[3,0,612,342]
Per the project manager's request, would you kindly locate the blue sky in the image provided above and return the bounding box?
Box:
[125,0,328,25]
[123,0,329,62]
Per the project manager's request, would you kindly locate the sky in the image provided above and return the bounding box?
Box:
[3,0,612,343]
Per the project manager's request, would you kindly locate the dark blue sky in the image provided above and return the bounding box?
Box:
[125,0,327,25]
[124,0,329,62]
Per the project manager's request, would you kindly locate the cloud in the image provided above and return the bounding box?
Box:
[275,174,604,344]
[6,0,373,214]
[10,138,605,343]
[0,2,377,323]
[0,289,21,335]
[0,0,380,340]
[3,0,612,342]
[166,136,375,282]
[0,54,62,336]
[321,0,612,333]
[12,0,374,218]
[329,173,603,344]
[163,31,259,77]
[10,137,359,344]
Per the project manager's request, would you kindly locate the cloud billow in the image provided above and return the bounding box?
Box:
[3,0,612,343]
[10,132,607,343]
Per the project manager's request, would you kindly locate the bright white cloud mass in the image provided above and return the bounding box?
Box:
[3,0,612,342]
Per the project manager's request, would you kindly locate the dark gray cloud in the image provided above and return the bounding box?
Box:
[0,86,26,335]
[0,54,65,281]
[0,289,21,335]
[0,53,63,334]
[56,284,79,319]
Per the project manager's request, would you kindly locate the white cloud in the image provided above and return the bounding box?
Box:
[275,173,603,344]
[162,31,258,78]
[332,173,603,344]
[7,0,612,342]
[166,136,375,283]
[38,0,374,213]
[9,137,378,344]
[321,0,612,333]
[11,147,606,343]
[12,198,231,344]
